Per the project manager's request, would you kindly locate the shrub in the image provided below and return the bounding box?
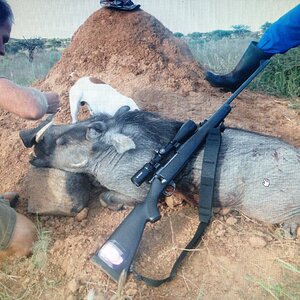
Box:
[0,50,61,86]
[185,34,300,100]
[249,47,300,98]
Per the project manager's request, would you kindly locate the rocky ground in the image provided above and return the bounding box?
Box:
[0,8,299,300]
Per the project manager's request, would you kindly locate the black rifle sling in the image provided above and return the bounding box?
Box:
[132,126,222,287]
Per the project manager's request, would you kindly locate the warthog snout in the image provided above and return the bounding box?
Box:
[20,115,54,147]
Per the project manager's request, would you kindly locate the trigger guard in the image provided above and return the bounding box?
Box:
[163,181,176,197]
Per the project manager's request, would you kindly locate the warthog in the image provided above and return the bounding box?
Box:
[20,108,300,234]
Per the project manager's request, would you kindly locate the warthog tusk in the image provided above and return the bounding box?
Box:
[70,160,88,168]
[29,151,36,160]
[35,120,54,143]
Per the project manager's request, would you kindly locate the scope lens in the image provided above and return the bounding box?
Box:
[131,163,155,186]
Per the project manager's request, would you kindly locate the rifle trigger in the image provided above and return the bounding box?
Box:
[163,181,176,197]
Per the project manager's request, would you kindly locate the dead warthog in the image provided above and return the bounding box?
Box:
[20,108,300,235]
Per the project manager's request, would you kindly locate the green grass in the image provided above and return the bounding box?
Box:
[276,259,300,275]
[0,217,54,300]
[30,216,51,270]
[1,35,300,105]
[187,36,254,74]
[0,50,61,86]
[249,48,300,98]
[245,259,300,300]
[186,36,300,103]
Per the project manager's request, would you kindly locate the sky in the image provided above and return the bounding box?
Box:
[8,0,300,39]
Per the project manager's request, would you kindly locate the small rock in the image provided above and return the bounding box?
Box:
[165,195,183,209]
[226,227,236,235]
[80,219,88,227]
[217,224,224,230]
[226,216,238,225]
[165,197,175,209]
[265,235,273,242]
[249,236,267,248]
[87,289,105,300]
[75,207,89,222]
[126,289,138,297]
[52,239,63,250]
[125,281,137,290]
[216,230,226,237]
[78,285,85,294]
[219,208,231,216]
[67,279,79,293]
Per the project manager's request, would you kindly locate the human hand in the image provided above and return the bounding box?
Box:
[0,212,37,261]
[43,92,60,114]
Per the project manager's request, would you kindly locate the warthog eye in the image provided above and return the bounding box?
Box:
[56,136,67,145]
[86,121,107,140]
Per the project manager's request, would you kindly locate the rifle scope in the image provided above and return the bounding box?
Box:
[131,119,197,186]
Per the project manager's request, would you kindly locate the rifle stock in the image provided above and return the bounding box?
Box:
[91,179,165,281]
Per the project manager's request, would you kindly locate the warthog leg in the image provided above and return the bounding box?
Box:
[99,191,138,210]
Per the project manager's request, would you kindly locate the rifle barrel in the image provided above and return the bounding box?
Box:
[226,59,270,106]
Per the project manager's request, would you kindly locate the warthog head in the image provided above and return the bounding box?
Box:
[20,107,183,176]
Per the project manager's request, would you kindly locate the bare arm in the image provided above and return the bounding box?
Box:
[0,78,60,120]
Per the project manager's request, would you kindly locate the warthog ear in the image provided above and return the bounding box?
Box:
[114,105,130,117]
[86,122,106,140]
[105,132,136,154]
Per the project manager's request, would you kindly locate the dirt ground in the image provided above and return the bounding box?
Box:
[0,8,300,300]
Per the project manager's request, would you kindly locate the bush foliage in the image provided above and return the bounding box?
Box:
[1,32,299,103]
[0,37,69,86]
[0,50,62,86]
[177,24,300,101]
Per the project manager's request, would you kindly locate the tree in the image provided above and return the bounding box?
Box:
[231,24,251,37]
[174,32,184,38]
[19,37,45,62]
[260,22,273,34]
[5,38,23,54]
[188,32,203,39]
[208,29,233,40]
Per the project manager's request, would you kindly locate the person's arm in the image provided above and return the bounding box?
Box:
[0,78,59,120]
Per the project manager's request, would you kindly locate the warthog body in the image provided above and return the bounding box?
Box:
[20,109,300,232]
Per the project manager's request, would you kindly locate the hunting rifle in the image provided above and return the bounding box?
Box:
[91,60,270,286]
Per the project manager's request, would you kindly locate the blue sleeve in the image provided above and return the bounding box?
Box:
[257,4,300,54]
